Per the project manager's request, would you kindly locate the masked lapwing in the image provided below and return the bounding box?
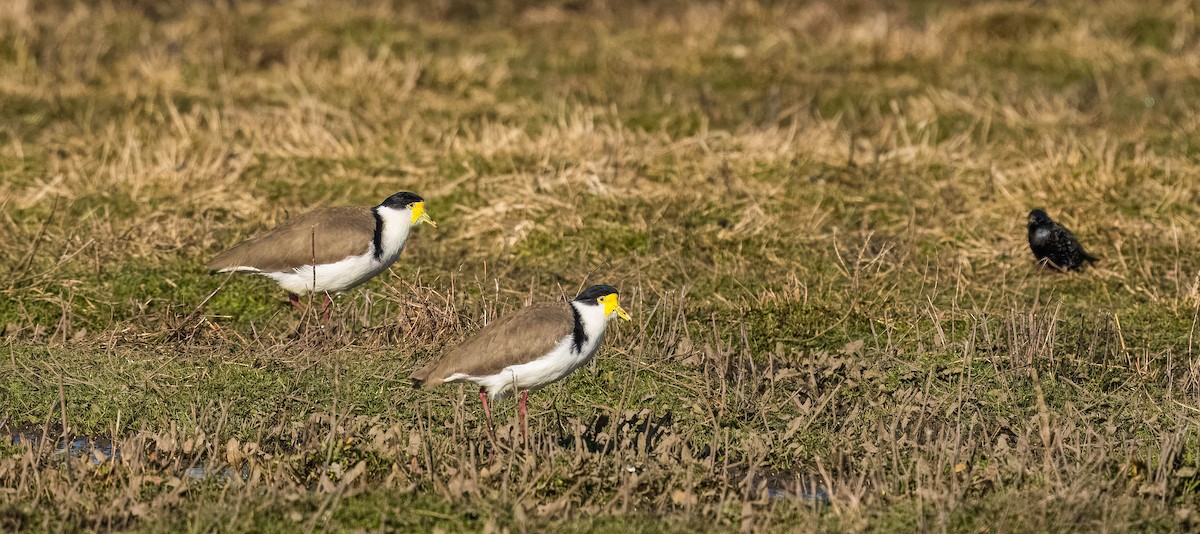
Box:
[410,284,631,439]
[208,191,435,310]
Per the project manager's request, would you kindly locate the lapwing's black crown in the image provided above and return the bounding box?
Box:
[574,284,619,304]
[379,191,424,210]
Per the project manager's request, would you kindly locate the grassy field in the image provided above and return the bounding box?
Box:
[2,0,1200,531]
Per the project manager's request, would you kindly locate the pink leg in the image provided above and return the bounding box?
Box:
[518,390,529,447]
[479,388,493,425]
[320,294,333,321]
[288,293,303,309]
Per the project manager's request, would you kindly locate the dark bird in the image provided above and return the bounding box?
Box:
[1027,209,1098,271]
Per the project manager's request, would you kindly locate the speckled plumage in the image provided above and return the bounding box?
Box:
[1027,209,1098,271]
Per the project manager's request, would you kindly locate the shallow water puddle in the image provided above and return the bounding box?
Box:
[733,467,831,502]
[7,426,117,464]
[5,426,239,482]
[183,463,242,482]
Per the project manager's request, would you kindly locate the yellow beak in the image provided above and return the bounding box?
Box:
[411,202,437,228]
[615,304,631,321]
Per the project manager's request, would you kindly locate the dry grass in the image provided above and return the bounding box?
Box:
[2,0,1200,531]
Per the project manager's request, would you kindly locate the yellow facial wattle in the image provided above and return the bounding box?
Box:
[602,294,632,321]
[410,201,436,227]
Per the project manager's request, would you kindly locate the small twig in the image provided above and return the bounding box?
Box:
[57,371,72,485]
[16,195,59,280]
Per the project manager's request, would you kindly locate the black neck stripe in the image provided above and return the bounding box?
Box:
[371,208,384,261]
[570,304,586,352]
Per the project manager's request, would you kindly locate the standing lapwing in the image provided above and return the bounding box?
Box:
[208,191,435,311]
[410,284,631,441]
[1027,208,1098,271]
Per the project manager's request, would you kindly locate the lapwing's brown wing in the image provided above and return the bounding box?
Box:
[411,303,574,388]
[208,206,376,273]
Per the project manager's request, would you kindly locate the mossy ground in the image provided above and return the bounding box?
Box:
[3,1,1200,531]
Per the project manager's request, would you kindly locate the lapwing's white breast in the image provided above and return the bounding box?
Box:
[265,251,380,294]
